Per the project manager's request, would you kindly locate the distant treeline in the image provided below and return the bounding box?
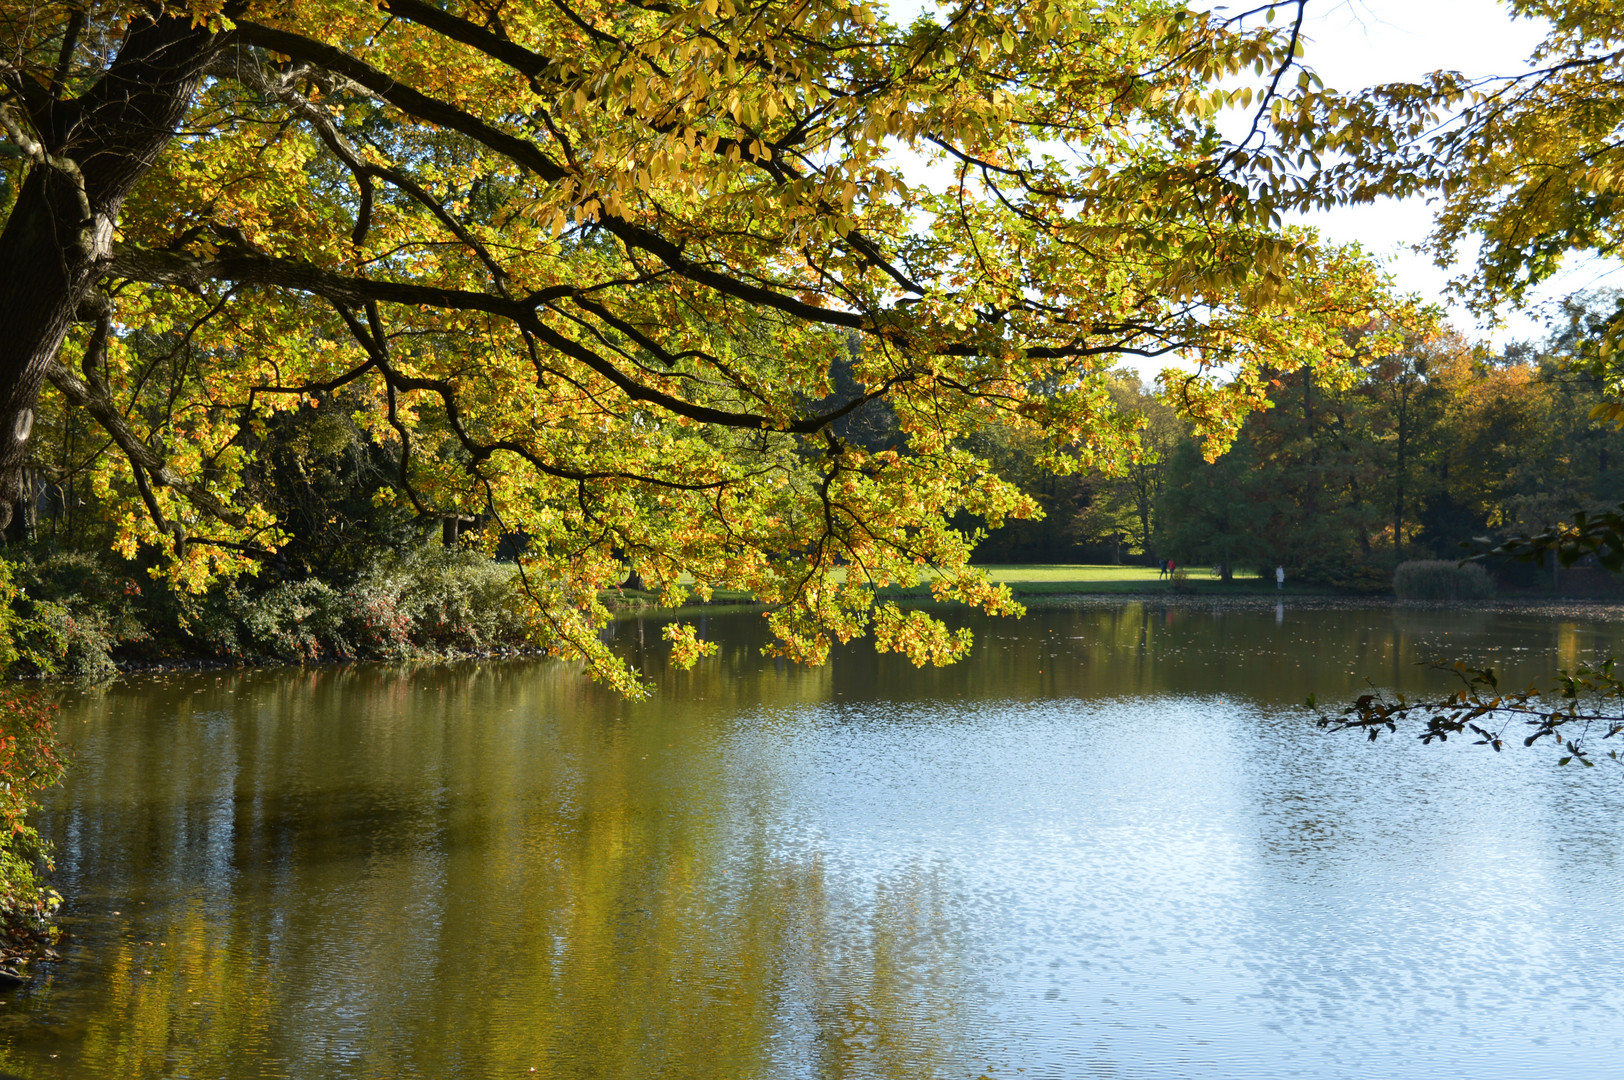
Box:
[973,298,1624,592]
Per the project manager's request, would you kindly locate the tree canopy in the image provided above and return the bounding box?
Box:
[1294,1,1624,392]
[0,0,1416,690]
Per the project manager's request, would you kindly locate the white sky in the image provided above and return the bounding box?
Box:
[1288,0,1619,347]
[883,0,1621,359]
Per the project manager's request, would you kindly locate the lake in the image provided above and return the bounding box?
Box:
[3,600,1623,1079]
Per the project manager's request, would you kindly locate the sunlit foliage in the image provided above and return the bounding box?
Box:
[0,1,1418,691]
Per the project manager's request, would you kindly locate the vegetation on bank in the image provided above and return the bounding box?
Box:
[1391,561,1496,603]
[975,299,1624,596]
[3,545,533,679]
[0,565,66,974]
[3,552,1554,685]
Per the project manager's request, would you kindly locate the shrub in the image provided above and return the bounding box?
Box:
[3,542,533,672]
[353,545,526,655]
[191,544,526,662]
[194,579,353,662]
[1392,560,1495,602]
[0,689,65,930]
[0,565,67,956]
[1295,552,1394,595]
[7,551,148,679]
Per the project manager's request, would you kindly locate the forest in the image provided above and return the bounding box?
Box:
[980,294,1624,594]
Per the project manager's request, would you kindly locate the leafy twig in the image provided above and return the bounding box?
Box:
[1314,658,1624,768]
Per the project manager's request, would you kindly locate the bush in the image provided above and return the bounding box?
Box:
[1393,560,1495,602]
[1295,552,1394,595]
[193,578,352,662]
[191,544,527,663]
[355,545,526,655]
[3,542,533,672]
[0,566,67,960]
[7,551,148,679]
[0,689,64,929]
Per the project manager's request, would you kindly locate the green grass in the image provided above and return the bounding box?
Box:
[879,563,1262,596]
[612,564,1286,610]
[984,563,1167,584]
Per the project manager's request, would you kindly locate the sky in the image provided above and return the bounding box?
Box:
[883,0,1620,358]
[1286,0,1617,347]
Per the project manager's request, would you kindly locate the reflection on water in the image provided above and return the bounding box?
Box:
[3,603,1623,1079]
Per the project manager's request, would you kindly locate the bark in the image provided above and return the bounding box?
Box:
[1392,384,1411,558]
[0,14,224,525]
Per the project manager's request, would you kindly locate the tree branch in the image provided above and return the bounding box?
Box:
[229,20,867,330]
[44,363,247,529]
[107,243,902,435]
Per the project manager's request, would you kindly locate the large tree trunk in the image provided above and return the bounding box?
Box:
[0,170,103,523]
[0,14,223,524]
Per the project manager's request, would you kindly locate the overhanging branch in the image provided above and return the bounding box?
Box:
[44,362,248,529]
[106,244,912,435]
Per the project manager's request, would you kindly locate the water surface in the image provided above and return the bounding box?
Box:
[3,601,1623,1079]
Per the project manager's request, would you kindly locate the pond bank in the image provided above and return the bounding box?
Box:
[22,592,1623,685]
[615,587,1624,622]
[999,592,1624,620]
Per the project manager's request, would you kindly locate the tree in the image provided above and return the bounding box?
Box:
[1155,434,1269,581]
[0,1,1412,690]
[1357,327,1460,559]
[1070,476,1137,564]
[959,417,1089,564]
[1158,357,1395,588]
[1388,311,1624,566]
[1069,372,1181,564]
[1290,1,1624,386]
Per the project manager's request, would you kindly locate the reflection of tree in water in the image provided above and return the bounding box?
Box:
[8,608,1624,1077]
[5,661,976,1079]
[13,900,282,1079]
[765,858,979,1080]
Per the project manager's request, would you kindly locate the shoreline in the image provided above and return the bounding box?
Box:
[987,591,1624,619]
[615,586,1624,620]
[18,591,1621,685]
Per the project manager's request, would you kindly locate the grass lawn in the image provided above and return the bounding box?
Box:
[881,563,1262,596]
[621,564,1283,608]
[983,563,1167,584]
[984,563,1262,585]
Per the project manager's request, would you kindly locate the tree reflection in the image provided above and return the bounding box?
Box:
[6,657,978,1079]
